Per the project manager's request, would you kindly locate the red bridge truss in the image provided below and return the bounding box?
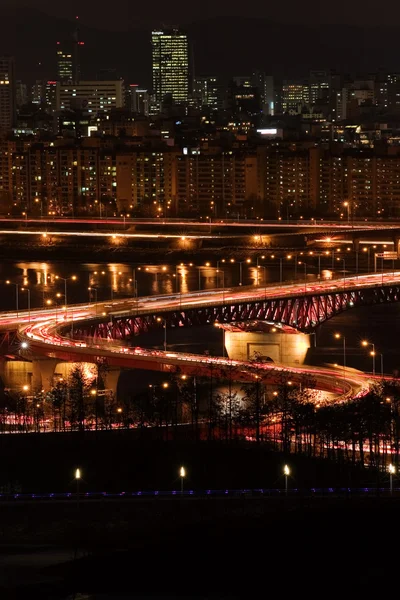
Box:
[69,283,400,341]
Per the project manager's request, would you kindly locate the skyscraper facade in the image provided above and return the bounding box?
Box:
[152,29,189,110]
[0,56,16,133]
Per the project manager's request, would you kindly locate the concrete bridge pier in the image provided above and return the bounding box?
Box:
[32,358,59,392]
[103,368,121,397]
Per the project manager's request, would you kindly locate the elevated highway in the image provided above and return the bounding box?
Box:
[0,271,396,401]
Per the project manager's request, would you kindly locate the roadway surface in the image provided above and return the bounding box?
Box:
[0,216,398,231]
[1,271,395,400]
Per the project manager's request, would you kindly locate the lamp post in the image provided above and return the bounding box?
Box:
[55,275,77,318]
[362,340,375,375]
[334,333,346,380]
[389,463,395,495]
[343,201,350,224]
[283,464,290,496]
[75,467,81,508]
[216,268,225,304]
[336,257,346,289]
[20,287,31,322]
[157,317,167,352]
[238,258,251,286]
[5,280,18,317]
[179,466,186,494]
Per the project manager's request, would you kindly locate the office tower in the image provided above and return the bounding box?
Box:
[309,70,330,104]
[152,29,189,110]
[0,56,16,133]
[193,77,220,110]
[16,81,28,108]
[126,85,150,116]
[32,80,44,104]
[281,81,309,113]
[56,19,83,84]
[252,71,275,114]
[45,81,58,113]
[56,80,125,113]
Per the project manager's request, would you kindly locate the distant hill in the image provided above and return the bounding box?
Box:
[1,7,398,86]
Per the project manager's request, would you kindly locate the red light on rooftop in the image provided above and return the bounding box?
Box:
[130,84,139,87]
[78,42,85,45]
[47,81,56,84]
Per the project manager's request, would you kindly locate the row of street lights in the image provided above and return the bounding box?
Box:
[334,334,384,377]
[69,461,395,496]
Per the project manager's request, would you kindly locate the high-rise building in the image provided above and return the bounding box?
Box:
[45,81,58,113]
[0,56,16,133]
[309,71,330,104]
[193,77,220,111]
[32,80,44,105]
[56,80,124,113]
[16,81,28,108]
[126,85,150,116]
[252,71,274,114]
[152,29,189,110]
[56,20,83,84]
[281,81,309,113]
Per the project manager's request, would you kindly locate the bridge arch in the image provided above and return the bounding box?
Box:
[70,284,400,340]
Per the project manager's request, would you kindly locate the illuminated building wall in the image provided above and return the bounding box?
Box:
[152,29,189,110]
[56,81,124,114]
[116,150,177,214]
[281,82,309,113]
[175,151,257,216]
[0,56,16,133]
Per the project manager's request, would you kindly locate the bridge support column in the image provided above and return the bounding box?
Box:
[353,238,360,252]
[393,237,400,256]
[104,368,120,398]
[32,358,58,392]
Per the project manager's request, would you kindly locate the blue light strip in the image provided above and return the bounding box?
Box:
[0,487,397,501]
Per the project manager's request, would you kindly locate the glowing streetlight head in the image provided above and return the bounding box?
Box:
[334,333,341,339]
[71,275,77,281]
[283,465,290,476]
[181,374,187,380]
[389,464,396,475]
[117,407,122,413]
[180,466,186,478]
[21,341,28,349]
[162,382,169,389]
[22,384,29,391]
[361,340,368,347]
[5,280,10,285]
[90,389,97,396]
[75,468,81,480]
[246,258,251,263]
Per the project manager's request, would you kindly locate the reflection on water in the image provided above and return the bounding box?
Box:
[1,259,321,311]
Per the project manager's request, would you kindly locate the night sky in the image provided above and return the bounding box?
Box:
[8,0,400,29]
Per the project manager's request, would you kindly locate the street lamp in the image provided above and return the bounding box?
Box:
[20,287,31,322]
[389,463,395,495]
[75,467,81,508]
[283,464,290,496]
[362,340,375,375]
[157,317,167,352]
[334,333,346,380]
[55,275,77,318]
[336,257,346,288]
[343,201,350,224]
[179,466,186,494]
[239,258,251,286]
[5,280,19,317]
